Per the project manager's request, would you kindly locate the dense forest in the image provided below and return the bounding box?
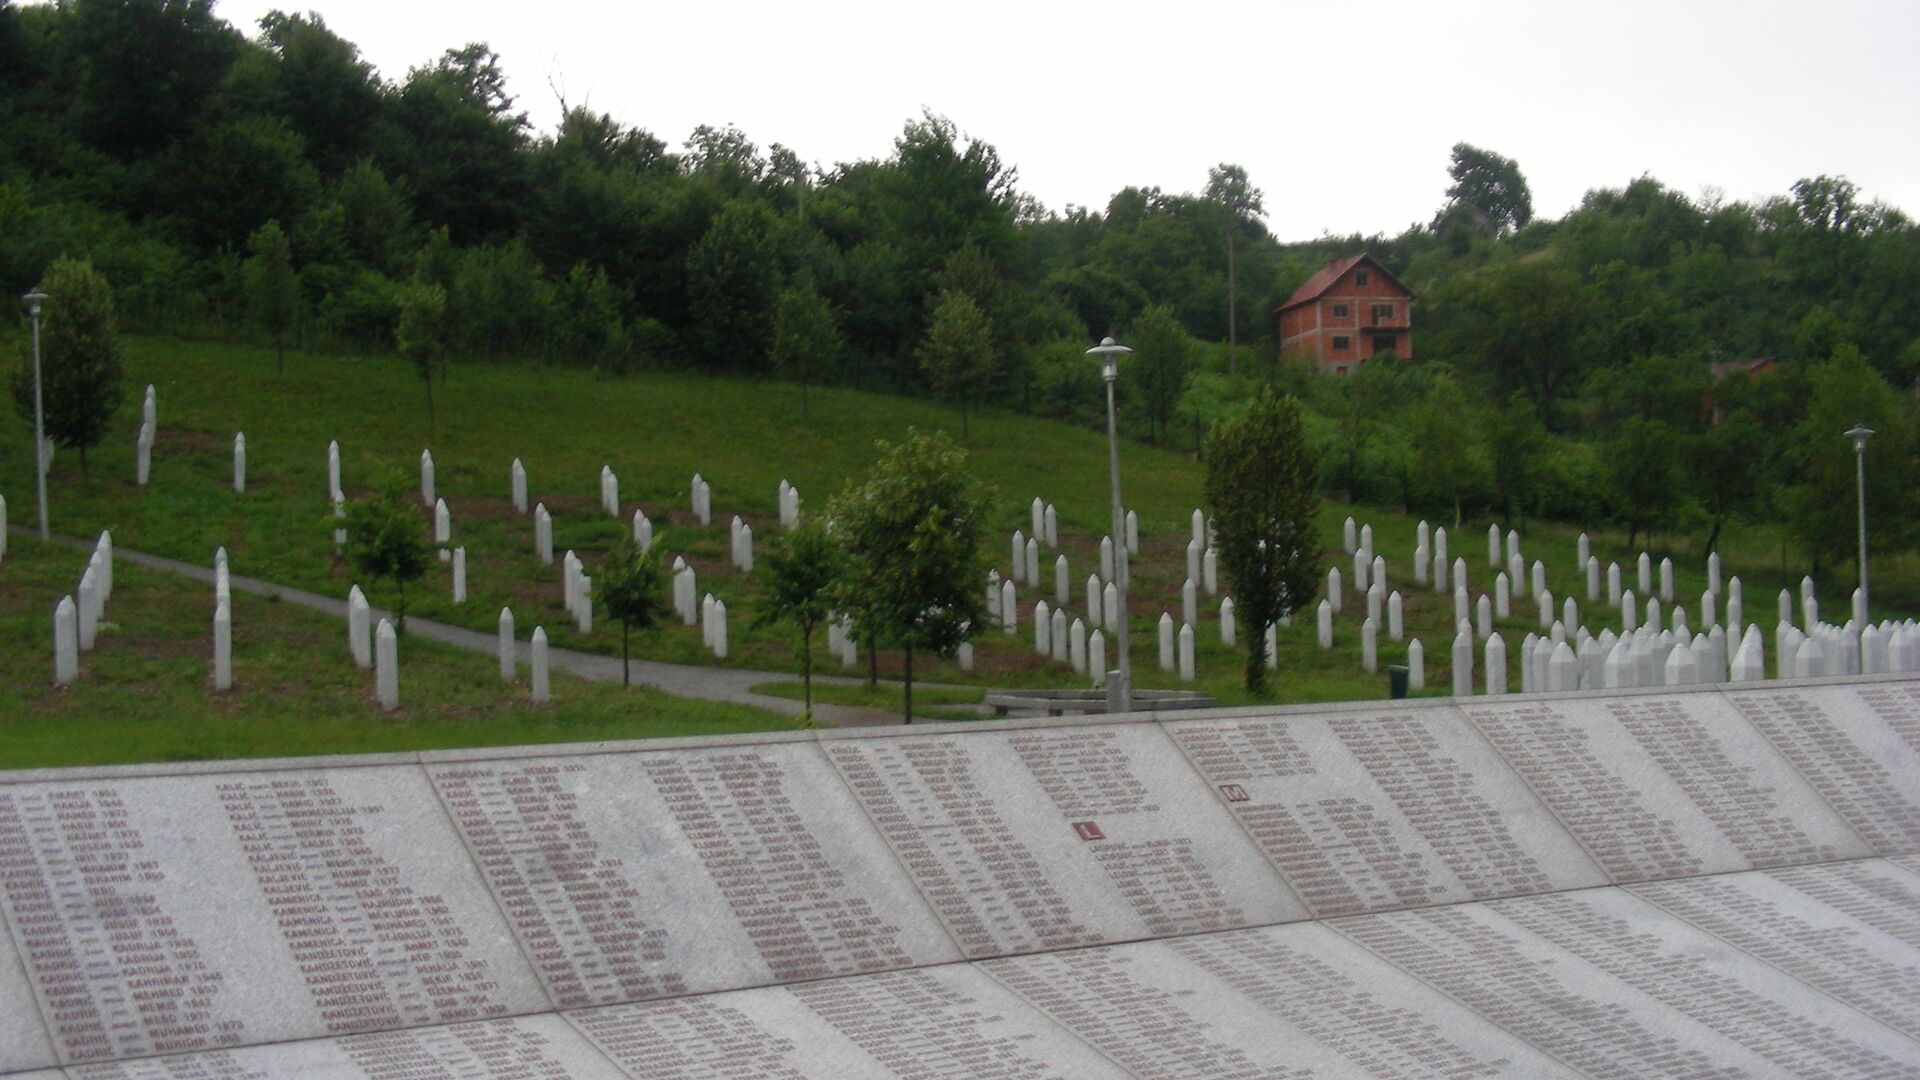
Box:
[4,0,1919,570]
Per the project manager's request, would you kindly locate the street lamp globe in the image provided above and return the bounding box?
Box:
[1087,336,1131,383]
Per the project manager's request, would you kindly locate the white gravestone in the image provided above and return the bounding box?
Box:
[420,449,434,506]
[1264,623,1279,671]
[1024,537,1039,587]
[1387,590,1403,641]
[1177,622,1195,681]
[1001,580,1017,632]
[1577,531,1589,569]
[530,626,550,703]
[1055,555,1070,604]
[498,607,515,681]
[1352,548,1370,592]
[375,618,398,709]
[212,598,232,691]
[1035,600,1052,655]
[1088,630,1106,686]
[1343,516,1357,553]
[142,383,154,428]
[1069,618,1087,674]
[1407,636,1424,689]
[328,439,341,500]
[1102,581,1119,632]
[1050,607,1068,663]
[1485,633,1506,694]
[1327,566,1342,612]
[435,498,451,561]
[1530,559,1545,600]
[1451,629,1472,697]
[1518,633,1535,693]
[1367,581,1383,627]
[1158,612,1175,670]
[232,432,245,493]
[135,421,153,484]
[576,575,592,634]
[710,599,726,658]
[1372,554,1386,593]
[54,595,77,686]
[1488,523,1501,567]
[1549,641,1578,691]
[1030,496,1044,539]
[1608,562,1622,607]
[1537,589,1554,629]
[738,522,753,572]
[1494,571,1510,618]
[1453,584,1469,628]
[1414,542,1429,585]
[1186,538,1202,585]
[1220,597,1236,645]
[633,509,653,551]
[1181,577,1197,630]
[1317,599,1333,649]
[1012,530,1027,583]
[1191,508,1206,547]
[1586,556,1600,603]
[1659,557,1674,603]
[1125,509,1139,554]
[77,568,98,651]
[511,458,527,513]
[1563,595,1578,631]
[1433,527,1448,589]
[1476,593,1492,640]
[1085,573,1102,627]
[1362,616,1379,674]
[1044,503,1058,548]
[1204,547,1219,595]
[452,547,466,603]
[958,640,974,672]
[534,504,553,564]
[347,585,371,669]
[1099,535,1114,581]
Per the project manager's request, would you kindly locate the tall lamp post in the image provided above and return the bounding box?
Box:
[1087,336,1133,713]
[1847,423,1874,615]
[23,289,49,542]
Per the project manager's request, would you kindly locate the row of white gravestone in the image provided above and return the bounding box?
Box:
[1153,614,1198,682]
[701,594,729,658]
[691,473,712,525]
[493,608,551,703]
[778,480,801,528]
[729,517,754,572]
[672,559,699,625]
[827,615,860,669]
[562,551,594,634]
[1028,498,1059,548]
[51,532,115,686]
[600,466,620,518]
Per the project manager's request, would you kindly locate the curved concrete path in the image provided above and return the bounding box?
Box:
[25,529,924,728]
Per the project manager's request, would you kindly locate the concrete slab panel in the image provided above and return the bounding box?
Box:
[1462,693,1869,882]
[983,924,1583,1079]
[0,768,544,1065]
[1166,707,1605,917]
[425,744,958,1009]
[1631,859,1920,1040]
[820,724,1303,958]
[1721,684,1920,854]
[0,902,57,1074]
[61,1014,627,1079]
[567,963,1131,1079]
[1339,887,1920,1078]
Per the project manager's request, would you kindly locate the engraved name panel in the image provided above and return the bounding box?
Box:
[427,744,957,1009]
[1631,859,1920,1039]
[62,1014,628,1079]
[1339,888,1920,1078]
[1463,694,1869,882]
[1168,709,1604,917]
[0,901,57,1073]
[0,769,543,1064]
[985,925,1579,1079]
[822,724,1301,958]
[1722,683,1920,855]
[569,965,1130,1078]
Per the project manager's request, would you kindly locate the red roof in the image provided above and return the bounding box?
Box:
[1274,254,1414,313]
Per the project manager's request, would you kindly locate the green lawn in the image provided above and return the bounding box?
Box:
[1,334,1908,718]
[0,540,799,769]
[751,678,986,722]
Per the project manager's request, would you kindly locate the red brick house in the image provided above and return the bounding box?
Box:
[1274,254,1414,374]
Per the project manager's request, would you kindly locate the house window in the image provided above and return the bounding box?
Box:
[1332,335,1350,350]
[1372,335,1395,355]
[1355,270,1370,286]
[1371,303,1394,324]
[1332,303,1349,318]
[1335,365,1349,375]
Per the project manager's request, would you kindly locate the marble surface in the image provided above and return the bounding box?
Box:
[0,904,56,1073]
[1721,683,1920,853]
[820,723,1302,957]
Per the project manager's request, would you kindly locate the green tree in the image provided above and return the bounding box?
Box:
[1404,374,1486,525]
[1605,417,1685,550]
[243,219,300,374]
[395,277,447,437]
[685,199,779,370]
[1437,142,1533,235]
[828,430,986,723]
[769,274,842,419]
[1204,163,1264,379]
[1485,391,1549,526]
[1126,303,1193,445]
[1782,345,1918,576]
[1434,258,1598,428]
[1203,387,1322,694]
[550,262,630,372]
[1327,356,1400,502]
[10,257,123,481]
[917,289,995,440]
[597,536,669,686]
[754,519,844,714]
[341,473,434,632]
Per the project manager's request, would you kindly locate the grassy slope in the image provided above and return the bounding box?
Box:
[0,538,798,769]
[2,335,1908,717]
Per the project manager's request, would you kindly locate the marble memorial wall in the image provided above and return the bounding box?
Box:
[3,677,1920,1077]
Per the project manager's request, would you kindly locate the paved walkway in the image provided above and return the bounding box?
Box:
[26,529,915,727]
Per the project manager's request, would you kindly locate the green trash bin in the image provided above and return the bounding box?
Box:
[1387,664,1409,699]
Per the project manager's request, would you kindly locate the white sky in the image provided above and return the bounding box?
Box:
[208,0,1920,241]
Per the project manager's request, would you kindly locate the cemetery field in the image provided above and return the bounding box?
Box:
[4,334,1917,712]
[0,539,800,769]
[750,679,987,722]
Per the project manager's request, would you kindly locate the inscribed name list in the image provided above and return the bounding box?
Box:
[822,724,1302,958]
[1722,682,1920,853]
[1,901,58,1073]
[426,744,957,1009]
[1167,708,1604,917]
[568,963,1130,1079]
[1461,693,1869,882]
[981,923,1579,1079]
[0,768,543,1064]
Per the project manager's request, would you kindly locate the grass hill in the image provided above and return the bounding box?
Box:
[3,336,1911,736]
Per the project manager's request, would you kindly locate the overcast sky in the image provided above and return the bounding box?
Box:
[210,0,1920,241]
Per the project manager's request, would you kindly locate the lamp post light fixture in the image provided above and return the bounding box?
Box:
[1086,335,1133,713]
[23,289,49,542]
[1847,423,1874,612]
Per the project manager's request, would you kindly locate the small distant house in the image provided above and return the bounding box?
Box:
[1704,356,1778,425]
[1274,254,1414,375]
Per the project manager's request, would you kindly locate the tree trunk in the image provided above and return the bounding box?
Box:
[622,623,631,686]
[1245,627,1268,696]
[1702,510,1724,564]
[903,646,913,725]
